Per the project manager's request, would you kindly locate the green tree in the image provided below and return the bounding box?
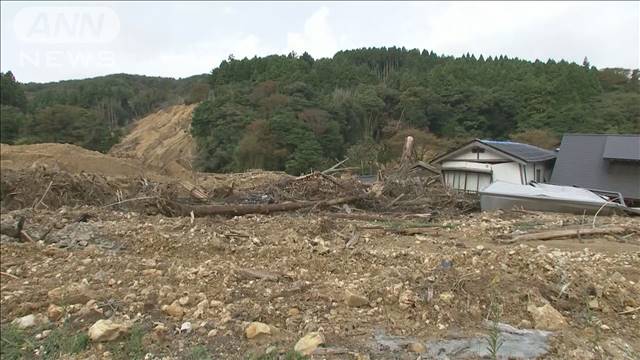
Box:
[26,105,118,152]
[285,139,324,175]
[0,106,26,144]
[0,71,27,111]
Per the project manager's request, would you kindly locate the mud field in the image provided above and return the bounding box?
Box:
[1,144,639,360]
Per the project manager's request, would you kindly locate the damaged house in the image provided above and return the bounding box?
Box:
[431,139,556,192]
[551,134,640,205]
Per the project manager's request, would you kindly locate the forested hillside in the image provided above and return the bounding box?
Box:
[192,47,639,175]
[0,72,208,151]
[1,47,638,170]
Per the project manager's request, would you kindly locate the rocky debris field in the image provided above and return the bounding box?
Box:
[1,143,639,359]
[1,206,639,359]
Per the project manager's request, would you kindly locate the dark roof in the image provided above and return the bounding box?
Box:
[551,134,640,200]
[602,135,640,161]
[431,139,556,164]
[478,140,556,162]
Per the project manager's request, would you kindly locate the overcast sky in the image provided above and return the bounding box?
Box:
[1,1,638,83]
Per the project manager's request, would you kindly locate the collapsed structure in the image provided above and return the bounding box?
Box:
[431,139,556,193]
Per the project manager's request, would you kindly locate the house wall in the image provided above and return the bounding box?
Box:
[443,169,492,192]
[492,162,522,184]
[441,160,553,192]
[524,161,553,183]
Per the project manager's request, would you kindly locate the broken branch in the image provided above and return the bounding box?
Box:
[322,157,349,174]
[33,180,53,210]
[508,227,628,243]
[0,272,19,279]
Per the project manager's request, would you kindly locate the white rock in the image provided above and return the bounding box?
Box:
[245,322,271,339]
[35,330,52,340]
[527,303,567,331]
[88,319,131,342]
[12,314,49,329]
[294,332,325,355]
[180,322,192,333]
[178,296,190,306]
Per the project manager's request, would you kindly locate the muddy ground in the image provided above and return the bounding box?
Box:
[1,203,639,359]
[1,143,639,359]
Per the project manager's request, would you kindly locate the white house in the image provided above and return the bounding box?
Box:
[431,139,556,192]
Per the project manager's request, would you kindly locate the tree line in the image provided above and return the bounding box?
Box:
[191,47,639,174]
[0,72,209,152]
[1,47,638,169]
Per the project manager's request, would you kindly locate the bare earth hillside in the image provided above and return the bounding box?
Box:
[109,104,198,178]
[1,143,150,179]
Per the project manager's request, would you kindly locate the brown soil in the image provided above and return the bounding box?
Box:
[1,207,638,359]
[1,114,639,359]
[109,104,198,178]
[1,143,152,179]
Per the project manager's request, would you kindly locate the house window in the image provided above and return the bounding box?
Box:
[535,169,542,182]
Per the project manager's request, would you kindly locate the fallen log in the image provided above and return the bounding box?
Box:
[509,227,628,243]
[323,166,359,174]
[322,157,349,174]
[326,213,400,222]
[358,225,442,235]
[162,194,367,217]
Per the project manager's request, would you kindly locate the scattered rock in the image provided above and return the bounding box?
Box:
[407,341,427,353]
[207,329,218,338]
[77,299,102,319]
[154,323,168,337]
[48,222,109,248]
[162,302,185,319]
[245,322,271,339]
[88,319,131,342]
[288,307,300,316]
[142,269,163,277]
[527,303,567,330]
[193,299,209,319]
[294,332,325,355]
[399,290,417,309]
[439,291,455,303]
[180,322,192,334]
[0,214,24,239]
[178,296,190,306]
[35,330,52,340]
[48,282,93,304]
[12,314,49,329]
[47,304,64,321]
[345,290,369,307]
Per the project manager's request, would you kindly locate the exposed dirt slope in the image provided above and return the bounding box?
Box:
[0,143,152,179]
[109,104,197,178]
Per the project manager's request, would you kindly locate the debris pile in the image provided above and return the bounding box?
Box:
[1,142,639,359]
[0,207,638,359]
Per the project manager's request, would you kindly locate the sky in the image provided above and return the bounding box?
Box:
[1,1,638,83]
